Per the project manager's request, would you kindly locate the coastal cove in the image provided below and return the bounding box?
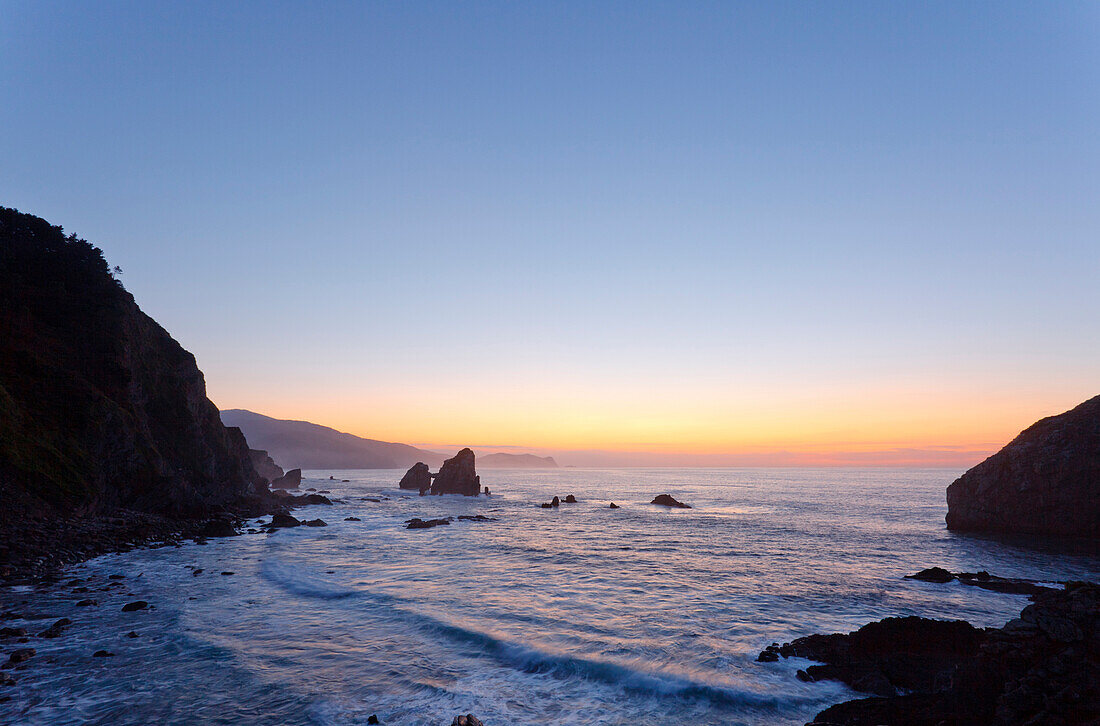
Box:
[3,468,1098,725]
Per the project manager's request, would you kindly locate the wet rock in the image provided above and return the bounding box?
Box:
[540,503,552,509]
[192,568,204,576]
[92,650,114,657]
[0,674,14,686]
[0,628,26,639]
[609,502,620,509]
[3,648,34,667]
[564,494,578,503]
[269,513,301,528]
[344,517,361,521]
[456,515,495,522]
[121,601,148,612]
[399,462,433,492]
[906,567,955,583]
[270,468,303,489]
[790,581,1100,726]
[108,574,125,580]
[367,716,379,725]
[221,572,234,576]
[303,519,328,527]
[451,715,484,726]
[405,518,452,530]
[431,448,481,496]
[37,618,71,638]
[126,631,138,638]
[198,519,239,538]
[756,648,779,662]
[651,494,691,508]
[551,496,560,507]
[76,599,98,606]
[297,494,332,505]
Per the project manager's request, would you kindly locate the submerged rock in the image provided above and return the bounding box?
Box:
[906,567,1056,596]
[405,517,451,530]
[906,567,955,583]
[303,519,327,527]
[431,448,481,496]
[946,394,1100,538]
[92,650,114,657]
[650,494,691,509]
[3,648,34,667]
[121,601,148,612]
[399,462,432,492]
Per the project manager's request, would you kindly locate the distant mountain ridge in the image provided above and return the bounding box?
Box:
[479,453,558,468]
[220,409,446,470]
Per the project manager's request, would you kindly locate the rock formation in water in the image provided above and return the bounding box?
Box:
[0,207,268,520]
[478,452,559,468]
[399,462,432,492]
[430,448,481,496]
[946,395,1099,538]
[269,468,302,489]
[768,581,1100,725]
[651,494,691,508]
[248,449,284,483]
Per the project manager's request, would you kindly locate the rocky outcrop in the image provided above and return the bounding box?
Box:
[765,581,1100,726]
[248,449,284,483]
[270,468,302,489]
[906,568,1055,596]
[399,462,432,492]
[0,207,268,521]
[430,448,481,496]
[946,395,1100,538]
[651,494,691,508]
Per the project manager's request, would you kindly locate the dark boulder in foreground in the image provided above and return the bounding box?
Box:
[399,462,432,492]
[268,513,301,528]
[451,716,483,726]
[946,394,1100,538]
[431,448,481,496]
[768,581,1100,725]
[270,468,302,489]
[651,494,691,509]
[198,519,239,538]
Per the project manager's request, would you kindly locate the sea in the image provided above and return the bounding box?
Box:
[3,468,1099,726]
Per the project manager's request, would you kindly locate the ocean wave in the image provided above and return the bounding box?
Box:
[259,560,361,600]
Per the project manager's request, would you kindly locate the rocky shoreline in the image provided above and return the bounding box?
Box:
[760,579,1100,725]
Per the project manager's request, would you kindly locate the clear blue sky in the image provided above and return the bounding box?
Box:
[2,1,1098,464]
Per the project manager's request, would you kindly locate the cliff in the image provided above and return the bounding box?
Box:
[946,395,1100,538]
[221,409,444,469]
[0,207,267,519]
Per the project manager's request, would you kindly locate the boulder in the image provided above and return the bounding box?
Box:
[651,494,691,509]
[303,519,327,527]
[270,468,303,489]
[564,494,578,503]
[405,517,451,530]
[3,648,34,667]
[906,567,955,583]
[451,716,484,726]
[198,519,239,538]
[946,395,1100,537]
[399,462,432,492]
[430,448,481,496]
[269,513,301,528]
[609,502,620,509]
[121,601,148,612]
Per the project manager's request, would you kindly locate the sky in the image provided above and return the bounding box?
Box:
[2,1,1098,466]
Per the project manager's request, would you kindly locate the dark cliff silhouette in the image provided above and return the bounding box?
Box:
[947,394,1099,538]
[0,207,267,518]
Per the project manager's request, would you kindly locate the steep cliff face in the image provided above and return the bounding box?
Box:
[946,395,1100,538]
[0,207,266,518]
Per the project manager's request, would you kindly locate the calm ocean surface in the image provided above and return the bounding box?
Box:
[3,468,1099,725]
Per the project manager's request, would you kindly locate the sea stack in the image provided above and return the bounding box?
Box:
[248,449,284,483]
[946,394,1099,538]
[430,448,481,496]
[270,468,302,489]
[399,462,432,493]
